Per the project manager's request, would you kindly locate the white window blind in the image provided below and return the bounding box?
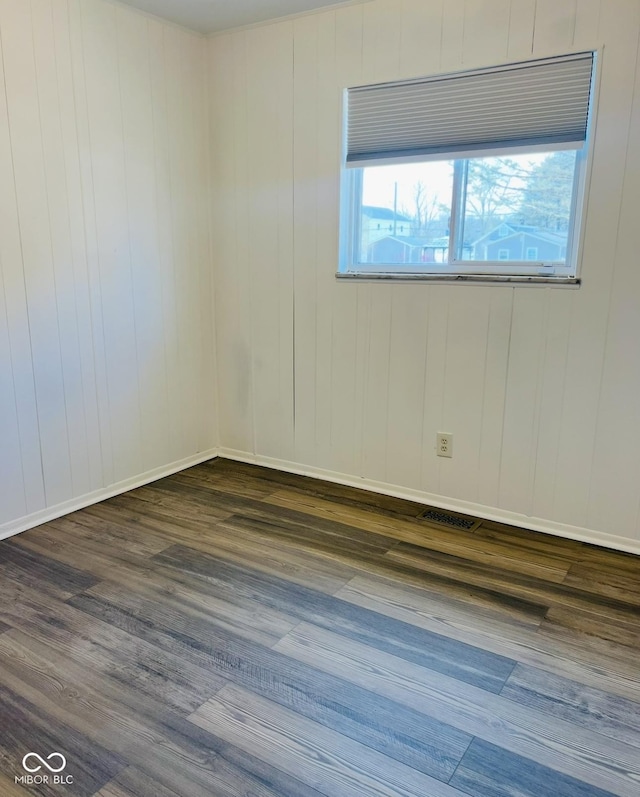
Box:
[346,52,595,167]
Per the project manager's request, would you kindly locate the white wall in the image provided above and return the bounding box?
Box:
[209,0,640,553]
[2,0,638,555]
[0,0,216,535]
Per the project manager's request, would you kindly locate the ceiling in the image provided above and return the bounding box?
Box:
[117,0,367,34]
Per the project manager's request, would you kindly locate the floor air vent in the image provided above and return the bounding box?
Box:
[417,508,479,531]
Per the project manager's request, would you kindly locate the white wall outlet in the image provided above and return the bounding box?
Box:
[437,432,453,458]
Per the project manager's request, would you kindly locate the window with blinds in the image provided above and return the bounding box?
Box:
[338,52,597,282]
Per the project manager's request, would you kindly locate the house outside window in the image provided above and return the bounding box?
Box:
[339,52,596,283]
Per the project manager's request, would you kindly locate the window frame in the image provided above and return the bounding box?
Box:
[337,50,600,285]
[340,146,589,281]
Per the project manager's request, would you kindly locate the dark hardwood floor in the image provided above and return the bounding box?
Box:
[0,457,639,796]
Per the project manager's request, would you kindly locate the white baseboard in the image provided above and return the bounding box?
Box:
[0,448,220,543]
[218,447,640,556]
[4,444,637,556]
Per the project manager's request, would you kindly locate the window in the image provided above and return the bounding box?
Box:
[339,52,596,282]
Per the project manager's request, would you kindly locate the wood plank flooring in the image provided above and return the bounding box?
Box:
[0,458,639,797]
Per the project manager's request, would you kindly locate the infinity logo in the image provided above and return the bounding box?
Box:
[22,753,67,774]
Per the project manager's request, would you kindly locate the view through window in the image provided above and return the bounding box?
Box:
[357,149,577,271]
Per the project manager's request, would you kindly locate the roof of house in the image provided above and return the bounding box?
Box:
[473,224,566,247]
[362,205,412,222]
[473,222,536,246]
[526,230,566,245]
[370,235,433,248]
[504,223,538,233]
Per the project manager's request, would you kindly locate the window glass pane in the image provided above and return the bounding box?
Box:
[359,161,454,265]
[459,150,577,263]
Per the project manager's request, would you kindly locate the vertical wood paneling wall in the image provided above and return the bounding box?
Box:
[0,0,216,534]
[209,0,640,552]
[2,0,639,555]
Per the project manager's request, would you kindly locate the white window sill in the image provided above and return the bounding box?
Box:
[336,272,580,287]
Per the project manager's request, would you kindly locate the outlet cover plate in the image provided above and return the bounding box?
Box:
[437,432,453,458]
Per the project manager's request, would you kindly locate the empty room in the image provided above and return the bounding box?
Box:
[0,0,639,795]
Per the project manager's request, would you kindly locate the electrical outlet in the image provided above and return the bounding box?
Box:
[437,432,453,458]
